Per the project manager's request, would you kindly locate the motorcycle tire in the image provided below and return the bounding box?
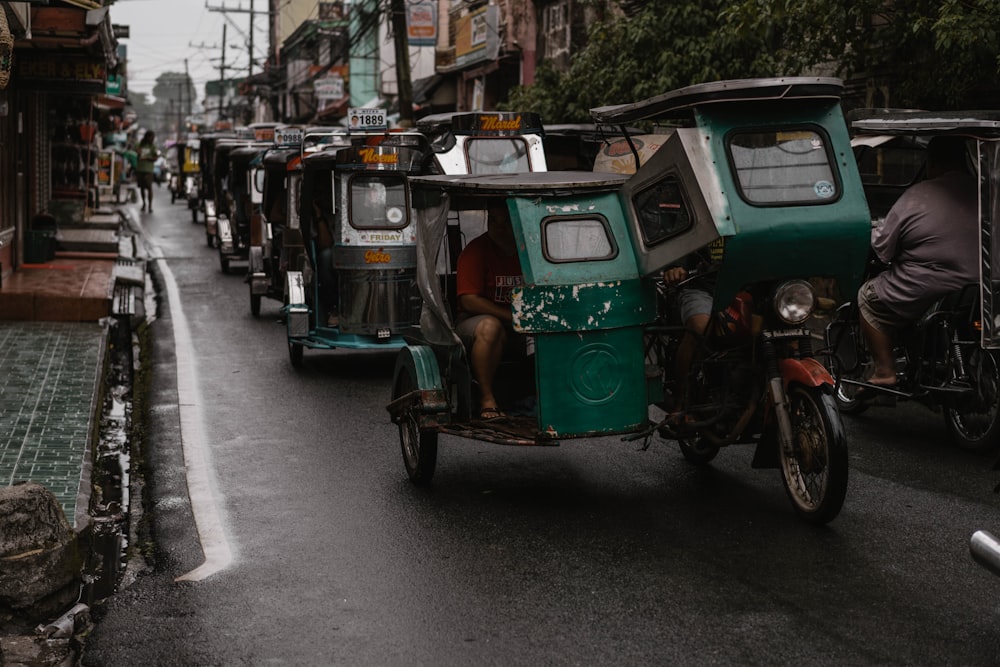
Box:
[944,347,1000,453]
[778,385,848,525]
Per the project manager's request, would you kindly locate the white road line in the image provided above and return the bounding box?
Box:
[156,255,235,582]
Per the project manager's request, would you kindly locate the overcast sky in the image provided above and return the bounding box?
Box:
[109,0,269,103]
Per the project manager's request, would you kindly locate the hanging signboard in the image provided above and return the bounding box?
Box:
[407,1,437,47]
[314,75,344,102]
[454,5,499,68]
[17,55,106,93]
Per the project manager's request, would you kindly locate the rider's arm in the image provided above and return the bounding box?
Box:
[871,199,908,264]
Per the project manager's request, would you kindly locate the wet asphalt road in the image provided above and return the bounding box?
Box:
[82,202,1000,665]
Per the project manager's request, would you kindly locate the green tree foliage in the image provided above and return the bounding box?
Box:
[505,0,1000,122]
[722,0,1000,109]
[506,0,772,122]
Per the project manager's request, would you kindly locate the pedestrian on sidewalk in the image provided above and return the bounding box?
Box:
[136,131,159,213]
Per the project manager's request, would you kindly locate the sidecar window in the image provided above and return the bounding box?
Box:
[542,215,617,263]
[348,174,409,229]
[631,174,693,246]
[466,138,531,174]
[855,143,926,188]
[728,128,839,205]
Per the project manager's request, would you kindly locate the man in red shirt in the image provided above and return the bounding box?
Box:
[455,203,523,420]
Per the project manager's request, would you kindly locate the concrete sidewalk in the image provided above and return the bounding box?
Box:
[0,206,144,527]
[0,205,146,662]
[0,321,106,530]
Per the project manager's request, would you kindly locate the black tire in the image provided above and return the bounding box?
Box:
[944,347,1000,453]
[171,190,176,204]
[250,292,261,318]
[206,233,214,249]
[288,340,303,369]
[192,208,199,224]
[778,385,849,525]
[220,253,230,274]
[394,369,438,485]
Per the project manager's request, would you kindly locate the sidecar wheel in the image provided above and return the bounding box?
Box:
[394,366,438,485]
[944,347,1000,453]
[778,385,848,525]
[678,435,719,465]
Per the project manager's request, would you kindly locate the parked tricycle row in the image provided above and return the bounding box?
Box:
[188,79,1000,527]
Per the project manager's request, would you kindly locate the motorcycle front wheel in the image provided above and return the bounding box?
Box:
[778,385,849,524]
[944,347,1000,453]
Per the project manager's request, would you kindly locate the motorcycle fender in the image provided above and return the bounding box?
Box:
[778,357,834,389]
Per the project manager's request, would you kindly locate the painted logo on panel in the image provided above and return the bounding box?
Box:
[571,344,621,404]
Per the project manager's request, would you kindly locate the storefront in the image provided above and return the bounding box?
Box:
[0,3,118,276]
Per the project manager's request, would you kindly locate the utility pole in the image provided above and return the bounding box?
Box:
[220,23,227,121]
[389,0,414,127]
[206,0,267,78]
[184,58,191,132]
[190,33,229,126]
[208,0,277,121]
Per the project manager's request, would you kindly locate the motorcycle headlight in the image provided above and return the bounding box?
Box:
[773,280,815,325]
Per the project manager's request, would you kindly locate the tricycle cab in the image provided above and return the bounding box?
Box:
[402,171,651,440]
[194,131,236,233]
[417,111,547,175]
[592,77,872,309]
[217,142,270,273]
[248,128,306,315]
[209,139,253,245]
[284,138,432,365]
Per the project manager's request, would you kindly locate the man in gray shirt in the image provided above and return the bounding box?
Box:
[858,135,979,388]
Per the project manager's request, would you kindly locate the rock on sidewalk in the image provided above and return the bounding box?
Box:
[0,482,82,628]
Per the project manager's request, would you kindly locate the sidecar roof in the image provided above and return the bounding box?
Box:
[851,110,1000,138]
[590,77,843,126]
[409,171,627,206]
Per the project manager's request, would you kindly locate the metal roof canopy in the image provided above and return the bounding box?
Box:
[409,171,628,209]
[851,110,1000,138]
[590,77,844,125]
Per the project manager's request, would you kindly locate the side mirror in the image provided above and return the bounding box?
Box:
[253,169,265,193]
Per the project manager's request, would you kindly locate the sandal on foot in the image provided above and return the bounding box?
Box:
[478,406,506,422]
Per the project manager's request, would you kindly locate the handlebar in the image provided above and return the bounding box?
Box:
[661,263,719,289]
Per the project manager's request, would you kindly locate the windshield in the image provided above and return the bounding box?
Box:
[728,128,839,205]
[466,138,531,174]
[348,174,408,229]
